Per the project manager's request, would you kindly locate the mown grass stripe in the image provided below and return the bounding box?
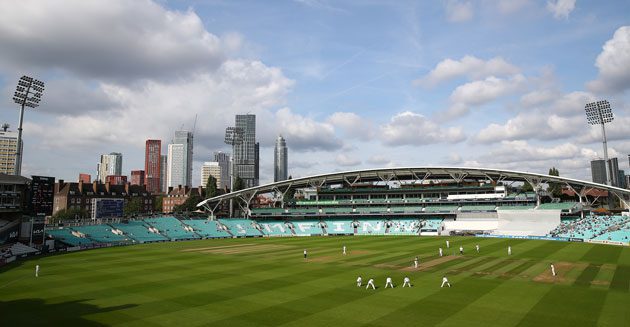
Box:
[573,264,601,287]
[609,265,630,292]
[498,260,536,279]
[517,286,607,326]
[449,256,496,275]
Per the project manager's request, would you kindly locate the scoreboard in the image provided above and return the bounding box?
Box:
[91,198,124,219]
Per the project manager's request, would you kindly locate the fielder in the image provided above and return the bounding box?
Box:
[414,257,419,269]
[508,246,512,256]
[357,276,362,287]
[459,246,464,255]
[403,276,412,287]
[446,240,450,248]
[439,247,443,257]
[343,245,347,255]
[35,264,40,277]
[366,278,376,290]
[303,249,308,260]
[441,276,451,288]
[550,263,556,276]
[475,244,480,253]
[385,277,394,288]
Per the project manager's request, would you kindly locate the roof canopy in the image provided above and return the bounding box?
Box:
[197,166,630,210]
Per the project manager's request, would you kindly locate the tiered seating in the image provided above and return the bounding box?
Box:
[219,219,263,237]
[424,205,459,213]
[258,220,294,236]
[322,207,354,214]
[421,218,444,230]
[73,225,132,243]
[538,202,577,210]
[251,208,287,215]
[7,242,38,255]
[144,217,201,240]
[355,219,386,235]
[181,219,231,238]
[292,220,323,235]
[460,205,496,212]
[46,228,95,246]
[386,219,420,235]
[111,221,168,243]
[323,220,354,234]
[594,222,630,243]
[550,215,628,240]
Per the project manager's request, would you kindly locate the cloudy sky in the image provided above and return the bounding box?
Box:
[0,0,629,186]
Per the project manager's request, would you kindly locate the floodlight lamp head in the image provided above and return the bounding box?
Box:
[585,100,614,125]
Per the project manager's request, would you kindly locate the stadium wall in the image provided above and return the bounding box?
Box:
[495,210,560,236]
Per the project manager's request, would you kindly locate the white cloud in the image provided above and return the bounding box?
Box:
[587,26,630,94]
[327,112,374,140]
[0,0,227,81]
[335,153,361,167]
[380,111,466,146]
[444,0,474,23]
[492,0,532,14]
[415,56,519,87]
[546,0,576,20]
[474,91,596,144]
[272,108,343,152]
[439,74,527,120]
[366,155,391,166]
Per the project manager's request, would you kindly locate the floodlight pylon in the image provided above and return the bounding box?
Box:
[12,75,45,176]
[585,100,614,186]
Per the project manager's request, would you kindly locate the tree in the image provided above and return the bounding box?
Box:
[206,175,218,198]
[51,208,88,223]
[175,194,202,213]
[153,195,163,213]
[124,198,143,216]
[547,167,562,197]
[233,175,245,192]
[521,182,534,192]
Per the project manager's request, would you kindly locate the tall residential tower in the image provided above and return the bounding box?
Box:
[274,135,288,182]
[167,131,193,187]
[97,152,123,183]
[234,114,258,188]
[144,139,161,193]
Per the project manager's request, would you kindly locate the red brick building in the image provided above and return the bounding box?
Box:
[162,186,204,213]
[130,170,145,186]
[145,139,161,194]
[78,173,91,183]
[53,180,154,216]
[105,175,127,185]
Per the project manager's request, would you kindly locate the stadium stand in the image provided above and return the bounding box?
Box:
[46,228,96,246]
[144,216,201,240]
[537,202,578,211]
[258,220,294,236]
[6,242,39,256]
[322,220,354,234]
[181,219,232,238]
[551,215,629,240]
[72,225,132,244]
[386,219,420,235]
[291,220,323,235]
[110,221,169,243]
[355,219,386,235]
[424,205,459,213]
[219,218,263,237]
[460,205,497,212]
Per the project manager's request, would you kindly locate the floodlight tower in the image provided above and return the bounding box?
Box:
[224,127,243,217]
[585,100,614,186]
[12,75,45,176]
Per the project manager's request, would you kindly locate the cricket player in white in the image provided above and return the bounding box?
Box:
[508,246,512,256]
[550,264,556,276]
[441,276,451,288]
[366,278,376,290]
[475,244,480,253]
[459,246,464,255]
[304,249,308,260]
[385,277,394,288]
[414,257,419,269]
[35,264,40,277]
[357,276,362,287]
[439,247,443,257]
[343,245,347,255]
[446,240,450,248]
[403,276,411,287]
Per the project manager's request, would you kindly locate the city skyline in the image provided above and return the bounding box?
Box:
[0,1,628,186]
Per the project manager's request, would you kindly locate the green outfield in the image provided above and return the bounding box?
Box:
[1,236,629,326]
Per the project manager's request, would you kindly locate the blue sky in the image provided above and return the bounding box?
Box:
[0,0,629,186]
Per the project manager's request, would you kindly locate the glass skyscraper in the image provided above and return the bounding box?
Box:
[234,114,258,188]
